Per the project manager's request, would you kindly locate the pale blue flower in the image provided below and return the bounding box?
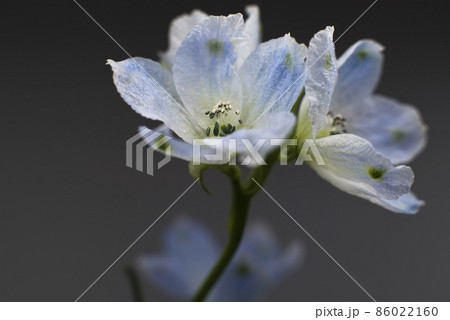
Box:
[136,217,304,301]
[297,27,426,214]
[108,12,306,164]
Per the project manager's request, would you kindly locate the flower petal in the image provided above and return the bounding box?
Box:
[342,95,427,164]
[237,223,304,279]
[136,255,193,298]
[136,217,219,298]
[235,5,262,69]
[108,57,204,141]
[310,134,415,209]
[173,14,245,124]
[139,125,198,163]
[305,26,338,138]
[162,218,219,286]
[369,192,424,214]
[239,34,307,124]
[159,10,208,69]
[332,40,384,109]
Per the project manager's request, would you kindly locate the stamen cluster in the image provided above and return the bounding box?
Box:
[204,101,242,137]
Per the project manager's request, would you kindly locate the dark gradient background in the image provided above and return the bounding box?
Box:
[1,0,449,301]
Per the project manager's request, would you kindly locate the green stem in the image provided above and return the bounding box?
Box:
[191,155,278,301]
[191,174,252,302]
[190,90,304,302]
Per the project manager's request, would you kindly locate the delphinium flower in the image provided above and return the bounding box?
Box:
[136,217,304,301]
[108,10,307,163]
[107,4,428,304]
[296,27,427,213]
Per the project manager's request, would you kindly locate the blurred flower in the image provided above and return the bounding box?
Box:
[296,27,426,214]
[136,217,304,301]
[108,11,307,164]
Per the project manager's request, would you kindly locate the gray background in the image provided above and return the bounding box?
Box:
[1,0,449,301]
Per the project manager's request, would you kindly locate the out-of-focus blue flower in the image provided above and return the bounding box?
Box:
[136,217,304,301]
[108,11,308,164]
[296,27,426,214]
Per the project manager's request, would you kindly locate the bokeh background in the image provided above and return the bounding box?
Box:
[1,0,449,301]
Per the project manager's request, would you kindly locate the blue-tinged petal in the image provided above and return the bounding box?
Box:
[343,95,427,164]
[159,10,208,69]
[275,241,305,278]
[238,223,280,263]
[162,218,219,291]
[138,125,194,162]
[235,5,262,69]
[137,217,219,298]
[310,134,415,207]
[136,255,193,298]
[370,192,424,214]
[239,34,307,123]
[107,57,204,141]
[173,14,245,123]
[305,26,338,138]
[236,223,304,279]
[201,112,296,166]
[332,40,384,109]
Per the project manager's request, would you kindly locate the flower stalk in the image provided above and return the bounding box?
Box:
[192,169,251,302]
[191,150,279,301]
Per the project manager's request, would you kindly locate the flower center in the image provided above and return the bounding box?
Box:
[326,111,347,135]
[204,101,242,137]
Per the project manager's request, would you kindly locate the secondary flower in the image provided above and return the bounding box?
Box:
[108,12,306,164]
[297,27,427,214]
[136,217,304,301]
[159,5,261,70]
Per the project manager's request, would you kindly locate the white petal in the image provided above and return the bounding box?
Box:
[239,34,307,124]
[108,58,203,141]
[343,95,427,164]
[173,14,245,125]
[235,5,262,69]
[310,134,415,208]
[305,26,338,138]
[332,40,384,109]
[159,10,208,69]
[369,192,424,214]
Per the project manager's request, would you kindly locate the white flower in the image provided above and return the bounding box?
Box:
[108,12,307,164]
[297,27,427,214]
